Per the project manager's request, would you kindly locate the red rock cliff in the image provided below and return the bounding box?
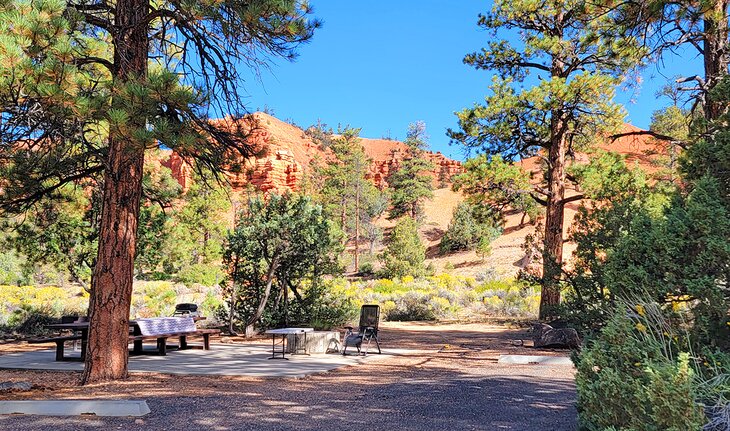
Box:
[162,112,462,194]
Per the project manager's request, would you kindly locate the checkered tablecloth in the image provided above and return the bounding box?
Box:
[135,317,196,335]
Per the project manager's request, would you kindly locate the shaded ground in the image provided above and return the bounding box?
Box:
[0,322,577,430]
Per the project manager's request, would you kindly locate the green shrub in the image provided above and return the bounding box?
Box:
[291,280,358,330]
[175,263,224,287]
[358,262,374,275]
[575,308,705,431]
[357,275,538,321]
[0,285,88,327]
[0,251,29,286]
[379,217,426,278]
[383,290,436,321]
[221,279,358,331]
[440,202,501,254]
[132,281,178,317]
[198,289,225,324]
[5,305,56,335]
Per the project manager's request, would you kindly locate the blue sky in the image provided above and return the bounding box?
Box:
[243,1,702,160]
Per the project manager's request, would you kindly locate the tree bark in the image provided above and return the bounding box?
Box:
[81,0,149,384]
[703,0,730,121]
[341,178,347,236]
[540,40,568,320]
[244,256,279,337]
[540,113,567,319]
[540,143,566,318]
[354,181,360,272]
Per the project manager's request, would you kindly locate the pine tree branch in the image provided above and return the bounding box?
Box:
[560,194,584,205]
[74,11,115,34]
[74,56,115,74]
[530,192,548,206]
[609,130,688,149]
[1,165,104,212]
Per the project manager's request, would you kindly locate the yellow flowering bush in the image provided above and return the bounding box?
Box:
[0,285,87,323]
[354,276,538,321]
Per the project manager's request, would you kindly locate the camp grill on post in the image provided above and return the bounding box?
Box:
[172,303,200,318]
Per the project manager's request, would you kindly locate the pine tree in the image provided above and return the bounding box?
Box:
[173,175,231,266]
[452,154,539,227]
[313,127,385,271]
[379,217,426,278]
[388,121,434,220]
[440,202,502,254]
[448,0,642,319]
[616,0,729,121]
[0,0,318,382]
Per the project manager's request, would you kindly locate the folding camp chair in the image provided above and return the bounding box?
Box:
[342,304,381,356]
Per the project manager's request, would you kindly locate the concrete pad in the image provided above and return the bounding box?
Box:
[0,344,409,378]
[497,355,573,366]
[0,400,150,417]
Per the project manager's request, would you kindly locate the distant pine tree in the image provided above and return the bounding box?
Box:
[379,217,426,278]
[388,122,434,220]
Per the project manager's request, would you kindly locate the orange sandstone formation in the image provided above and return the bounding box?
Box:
[162,112,462,194]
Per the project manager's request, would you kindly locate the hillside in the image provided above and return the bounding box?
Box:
[162,112,462,194]
[161,115,669,278]
[379,124,670,278]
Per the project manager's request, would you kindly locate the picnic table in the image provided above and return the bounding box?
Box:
[39,316,211,361]
[37,322,91,362]
[264,327,314,360]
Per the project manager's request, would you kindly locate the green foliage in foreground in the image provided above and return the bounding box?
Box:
[575,306,705,431]
[571,79,730,431]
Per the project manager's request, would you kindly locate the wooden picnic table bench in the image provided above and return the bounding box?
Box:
[28,334,84,362]
[129,328,220,356]
[41,317,219,361]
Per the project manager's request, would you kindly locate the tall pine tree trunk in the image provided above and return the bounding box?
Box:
[540,109,567,320]
[354,181,360,271]
[704,0,730,120]
[81,0,149,384]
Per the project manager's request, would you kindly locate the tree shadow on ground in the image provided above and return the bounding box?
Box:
[0,372,577,431]
[423,227,445,242]
[0,325,578,431]
[454,259,484,268]
[425,243,441,259]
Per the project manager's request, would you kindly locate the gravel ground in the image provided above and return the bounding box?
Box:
[0,322,577,431]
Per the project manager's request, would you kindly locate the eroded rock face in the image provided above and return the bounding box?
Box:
[161,152,192,192]
[163,147,303,195]
[247,149,301,193]
[161,114,461,195]
[366,151,462,189]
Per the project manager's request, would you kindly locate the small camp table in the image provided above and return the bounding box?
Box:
[264,327,313,359]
